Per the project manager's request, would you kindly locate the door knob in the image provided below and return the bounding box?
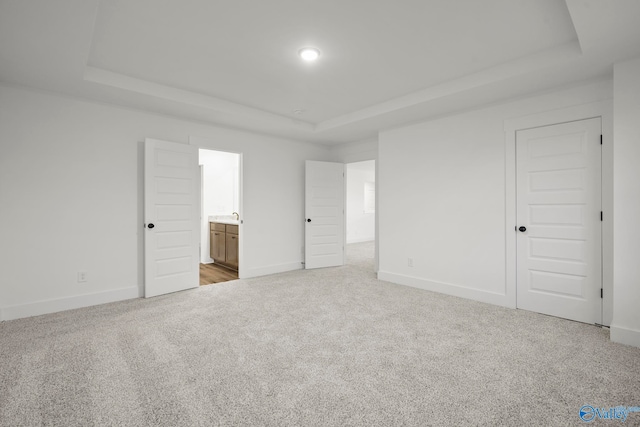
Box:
[518,226,526,232]
[147,223,155,229]
[307,218,311,223]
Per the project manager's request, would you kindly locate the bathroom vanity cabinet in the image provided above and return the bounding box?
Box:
[210,222,239,271]
[225,225,239,269]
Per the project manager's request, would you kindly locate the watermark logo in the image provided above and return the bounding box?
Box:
[579,405,640,422]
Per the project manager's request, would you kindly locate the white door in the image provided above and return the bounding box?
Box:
[144,138,199,297]
[516,118,602,324]
[305,161,345,269]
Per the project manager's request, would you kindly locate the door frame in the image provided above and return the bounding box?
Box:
[504,99,613,325]
[190,141,245,279]
[344,159,377,272]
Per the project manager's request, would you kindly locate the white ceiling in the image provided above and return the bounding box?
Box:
[1,0,639,145]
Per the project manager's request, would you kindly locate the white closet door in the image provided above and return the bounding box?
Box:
[516,118,602,324]
[144,138,199,297]
[305,161,345,269]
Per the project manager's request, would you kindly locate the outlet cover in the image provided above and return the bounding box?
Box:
[77,271,88,283]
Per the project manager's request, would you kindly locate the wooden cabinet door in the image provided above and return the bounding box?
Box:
[226,232,238,268]
[210,230,226,262]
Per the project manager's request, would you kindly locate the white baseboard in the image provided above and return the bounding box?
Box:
[0,286,139,321]
[610,324,640,348]
[346,237,375,244]
[243,261,303,279]
[377,270,510,308]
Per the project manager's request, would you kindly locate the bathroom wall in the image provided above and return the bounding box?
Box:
[200,149,239,215]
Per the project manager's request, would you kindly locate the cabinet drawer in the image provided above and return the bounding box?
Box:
[210,222,226,232]
[226,224,238,235]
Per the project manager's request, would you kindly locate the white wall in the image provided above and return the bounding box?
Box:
[192,133,327,279]
[611,57,640,347]
[199,149,239,264]
[378,79,613,308]
[200,149,239,216]
[0,85,329,320]
[329,138,378,164]
[346,161,375,243]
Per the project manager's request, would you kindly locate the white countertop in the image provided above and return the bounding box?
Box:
[208,216,239,225]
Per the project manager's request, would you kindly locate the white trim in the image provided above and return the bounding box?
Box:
[374,158,379,273]
[503,99,613,323]
[84,66,315,132]
[237,153,245,279]
[377,271,510,307]
[610,325,640,348]
[343,163,347,267]
[0,286,139,321]
[504,122,517,309]
[318,41,581,132]
[600,105,614,327]
[244,262,303,279]
[503,100,612,133]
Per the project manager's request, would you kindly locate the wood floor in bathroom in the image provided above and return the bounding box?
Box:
[199,263,238,285]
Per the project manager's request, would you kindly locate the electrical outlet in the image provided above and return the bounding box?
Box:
[77,271,88,283]
[408,258,413,267]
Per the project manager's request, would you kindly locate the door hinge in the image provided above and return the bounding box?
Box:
[601,288,603,299]
[601,211,603,221]
[600,135,603,145]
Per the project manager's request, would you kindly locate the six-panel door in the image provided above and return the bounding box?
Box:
[144,138,200,298]
[516,118,602,324]
[305,161,345,269]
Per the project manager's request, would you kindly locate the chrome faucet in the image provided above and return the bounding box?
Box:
[232,212,239,220]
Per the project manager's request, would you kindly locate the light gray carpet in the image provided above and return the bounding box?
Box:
[1,242,639,426]
[346,241,376,275]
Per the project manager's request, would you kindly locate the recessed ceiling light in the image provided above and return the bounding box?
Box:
[298,47,320,61]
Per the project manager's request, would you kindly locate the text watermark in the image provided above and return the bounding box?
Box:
[579,405,640,422]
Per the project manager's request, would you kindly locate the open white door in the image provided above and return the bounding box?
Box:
[305,161,345,269]
[516,118,602,324]
[144,138,199,297]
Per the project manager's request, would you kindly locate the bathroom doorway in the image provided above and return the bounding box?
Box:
[199,148,241,285]
[345,160,376,273]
